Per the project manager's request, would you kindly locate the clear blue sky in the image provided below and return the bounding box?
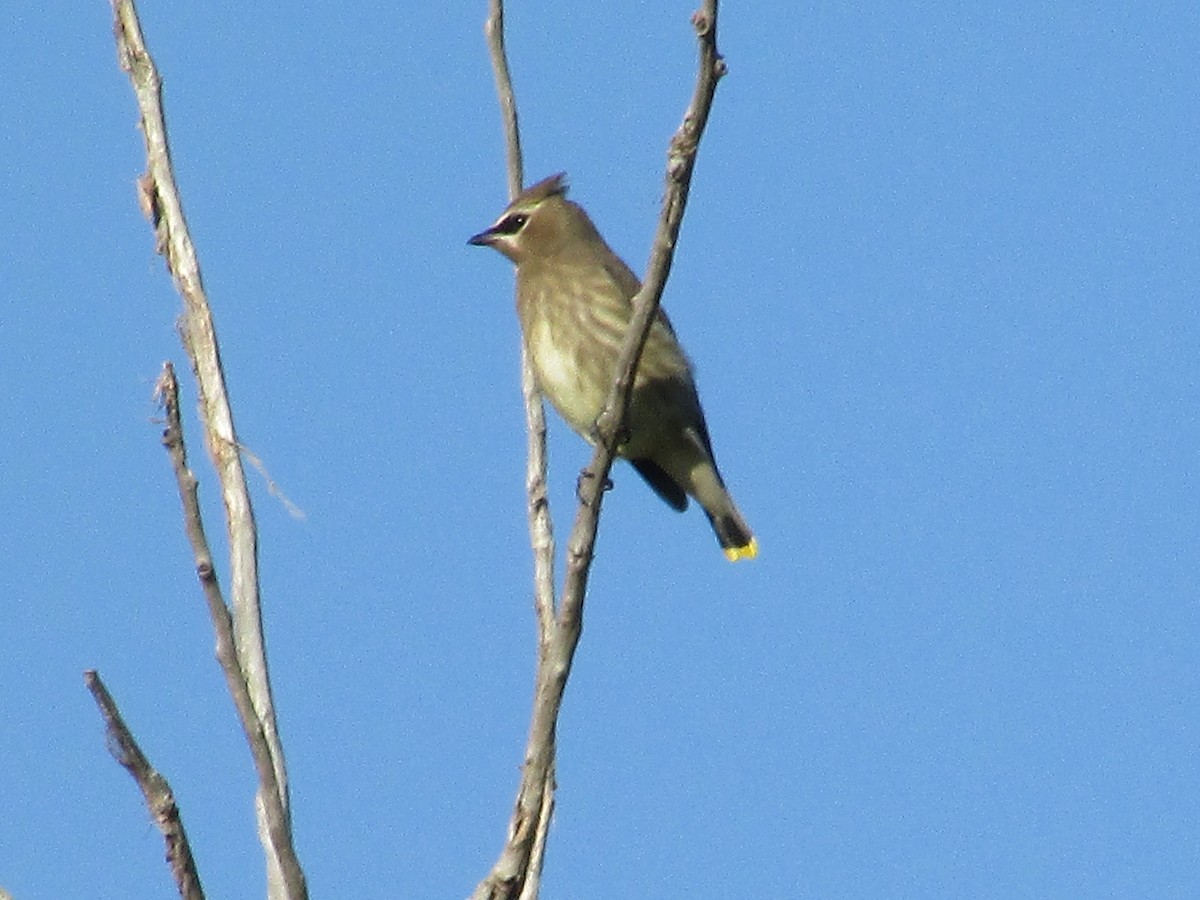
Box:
[3,2,1198,897]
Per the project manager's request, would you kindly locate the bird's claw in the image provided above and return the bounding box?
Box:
[576,469,614,504]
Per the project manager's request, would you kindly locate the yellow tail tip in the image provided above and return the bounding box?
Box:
[723,538,758,562]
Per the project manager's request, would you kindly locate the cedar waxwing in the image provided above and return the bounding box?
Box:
[470,173,756,561]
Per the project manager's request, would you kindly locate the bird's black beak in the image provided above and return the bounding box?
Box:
[467,227,498,247]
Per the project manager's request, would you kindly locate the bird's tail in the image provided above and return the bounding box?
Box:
[707,503,758,562]
[645,439,758,562]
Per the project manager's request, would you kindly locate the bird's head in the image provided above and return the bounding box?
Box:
[469,173,598,265]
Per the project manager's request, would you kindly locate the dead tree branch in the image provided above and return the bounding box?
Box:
[85,670,205,900]
[472,2,726,897]
[107,2,306,897]
[153,363,307,899]
[482,0,559,644]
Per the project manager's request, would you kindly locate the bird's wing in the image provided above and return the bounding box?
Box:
[630,457,689,511]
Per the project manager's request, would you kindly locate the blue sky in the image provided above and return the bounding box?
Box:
[3,1,1199,897]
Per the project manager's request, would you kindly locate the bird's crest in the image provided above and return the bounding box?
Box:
[515,172,569,207]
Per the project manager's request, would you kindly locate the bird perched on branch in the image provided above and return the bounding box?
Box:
[469,173,757,562]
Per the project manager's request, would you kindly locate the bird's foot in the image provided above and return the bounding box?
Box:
[576,468,614,504]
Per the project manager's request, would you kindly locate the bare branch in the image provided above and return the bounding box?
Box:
[84,670,205,900]
[473,1,559,895]
[108,2,306,896]
[563,0,726,614]
[483,0,524,199]
[473,2,726,898]
[153,365,308,900]
[515,773,555,900]
[482,0,557,643]
[521,348,557,643]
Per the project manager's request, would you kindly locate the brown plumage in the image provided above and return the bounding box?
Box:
[469,173,756,561]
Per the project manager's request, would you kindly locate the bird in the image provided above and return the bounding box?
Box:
[469,173,757,561]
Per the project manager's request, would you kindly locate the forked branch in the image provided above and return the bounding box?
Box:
[106,2,306,897]
[472,2,726,897]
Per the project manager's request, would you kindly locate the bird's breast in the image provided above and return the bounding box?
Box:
[517,262,694,444]
[527,315,607,436]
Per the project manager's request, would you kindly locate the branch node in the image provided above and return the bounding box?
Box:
[196,558,216,583]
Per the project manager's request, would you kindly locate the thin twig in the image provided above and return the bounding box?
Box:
[484,0,524,200]
[85,670,206,900]
[520,349,556,644]
[562,0,726,618]
[109,2,306,896]
[154,365,308,900]
[472,3,726,898]
[482,0,557,644]
[238,441,308,521]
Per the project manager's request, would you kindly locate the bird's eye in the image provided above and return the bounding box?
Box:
[495,213,528,234]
